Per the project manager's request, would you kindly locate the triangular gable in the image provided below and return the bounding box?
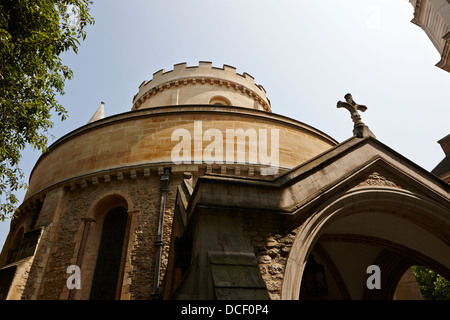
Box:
[277,136,449,215]
[185,136,449,218]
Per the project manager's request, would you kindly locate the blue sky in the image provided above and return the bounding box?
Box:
[1,0,449,247]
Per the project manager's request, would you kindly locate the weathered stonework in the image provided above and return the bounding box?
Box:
[227,210,297,300]
[356,172,401,189]
[1,62,448,301]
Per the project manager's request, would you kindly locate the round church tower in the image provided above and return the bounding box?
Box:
[0,62,337,300]
[132,61,271,111]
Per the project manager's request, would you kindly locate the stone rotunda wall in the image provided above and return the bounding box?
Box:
[132,61,271,112]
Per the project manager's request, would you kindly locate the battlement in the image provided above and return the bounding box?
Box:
[132,62,271,112]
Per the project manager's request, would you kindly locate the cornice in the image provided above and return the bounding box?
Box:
[29,105,338,180]
[132,75,271,112]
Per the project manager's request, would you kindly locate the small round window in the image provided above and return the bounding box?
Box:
[209,96,231,106]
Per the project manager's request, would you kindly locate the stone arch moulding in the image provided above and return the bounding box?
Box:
[281,187,450,300]
[3,226,25,266]
[67,190,136,300]
[89,206,129,300]
[85,190,134,222]
[209,95,232,106]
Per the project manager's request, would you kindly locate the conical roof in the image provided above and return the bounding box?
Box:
[88,101,105,123]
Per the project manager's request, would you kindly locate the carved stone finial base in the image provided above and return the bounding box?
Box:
[353,124,376,139]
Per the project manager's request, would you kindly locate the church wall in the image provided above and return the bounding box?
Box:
[170,184,450,300]
[165,135,450,300]
[135,83,264,110]
[132,62,271,112]
[167,200,297,300]
[242,213,297,300]
[0,187,65,299]
[2,169,183,299]
[25,107,336,199]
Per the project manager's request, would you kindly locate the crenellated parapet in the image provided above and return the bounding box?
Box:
[132,61,271,112]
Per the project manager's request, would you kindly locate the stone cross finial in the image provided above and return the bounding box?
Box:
[337,93,366,126]
[337,93,372,138]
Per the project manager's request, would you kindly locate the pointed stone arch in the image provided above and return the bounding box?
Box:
[71,192,135,300]
[89,206,128,300]
[281,187,450,300]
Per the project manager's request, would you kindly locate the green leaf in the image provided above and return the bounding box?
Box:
[0,0,94,220]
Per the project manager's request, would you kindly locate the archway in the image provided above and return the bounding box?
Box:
[89,206,128,300]
[4,226,24,266]
[282,187,450,300]
[75,192,132,300]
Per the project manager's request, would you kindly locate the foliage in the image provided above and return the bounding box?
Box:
[0,0,94,220]
[412,265,450,300]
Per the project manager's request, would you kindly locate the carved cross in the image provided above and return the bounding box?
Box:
[337,93,367,127]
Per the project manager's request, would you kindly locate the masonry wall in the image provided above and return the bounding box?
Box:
[0,168,184,299]
[25,106,336,199]
[132,62,271,112]
[1,105,337,300]
[242,214,297,300]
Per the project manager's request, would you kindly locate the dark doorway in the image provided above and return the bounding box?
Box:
[0,266,17,300]
[90,207,128,300]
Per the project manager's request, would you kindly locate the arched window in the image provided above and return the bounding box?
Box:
[90,207,128,300]
[4,227,24,266]
[209,96,231,106]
